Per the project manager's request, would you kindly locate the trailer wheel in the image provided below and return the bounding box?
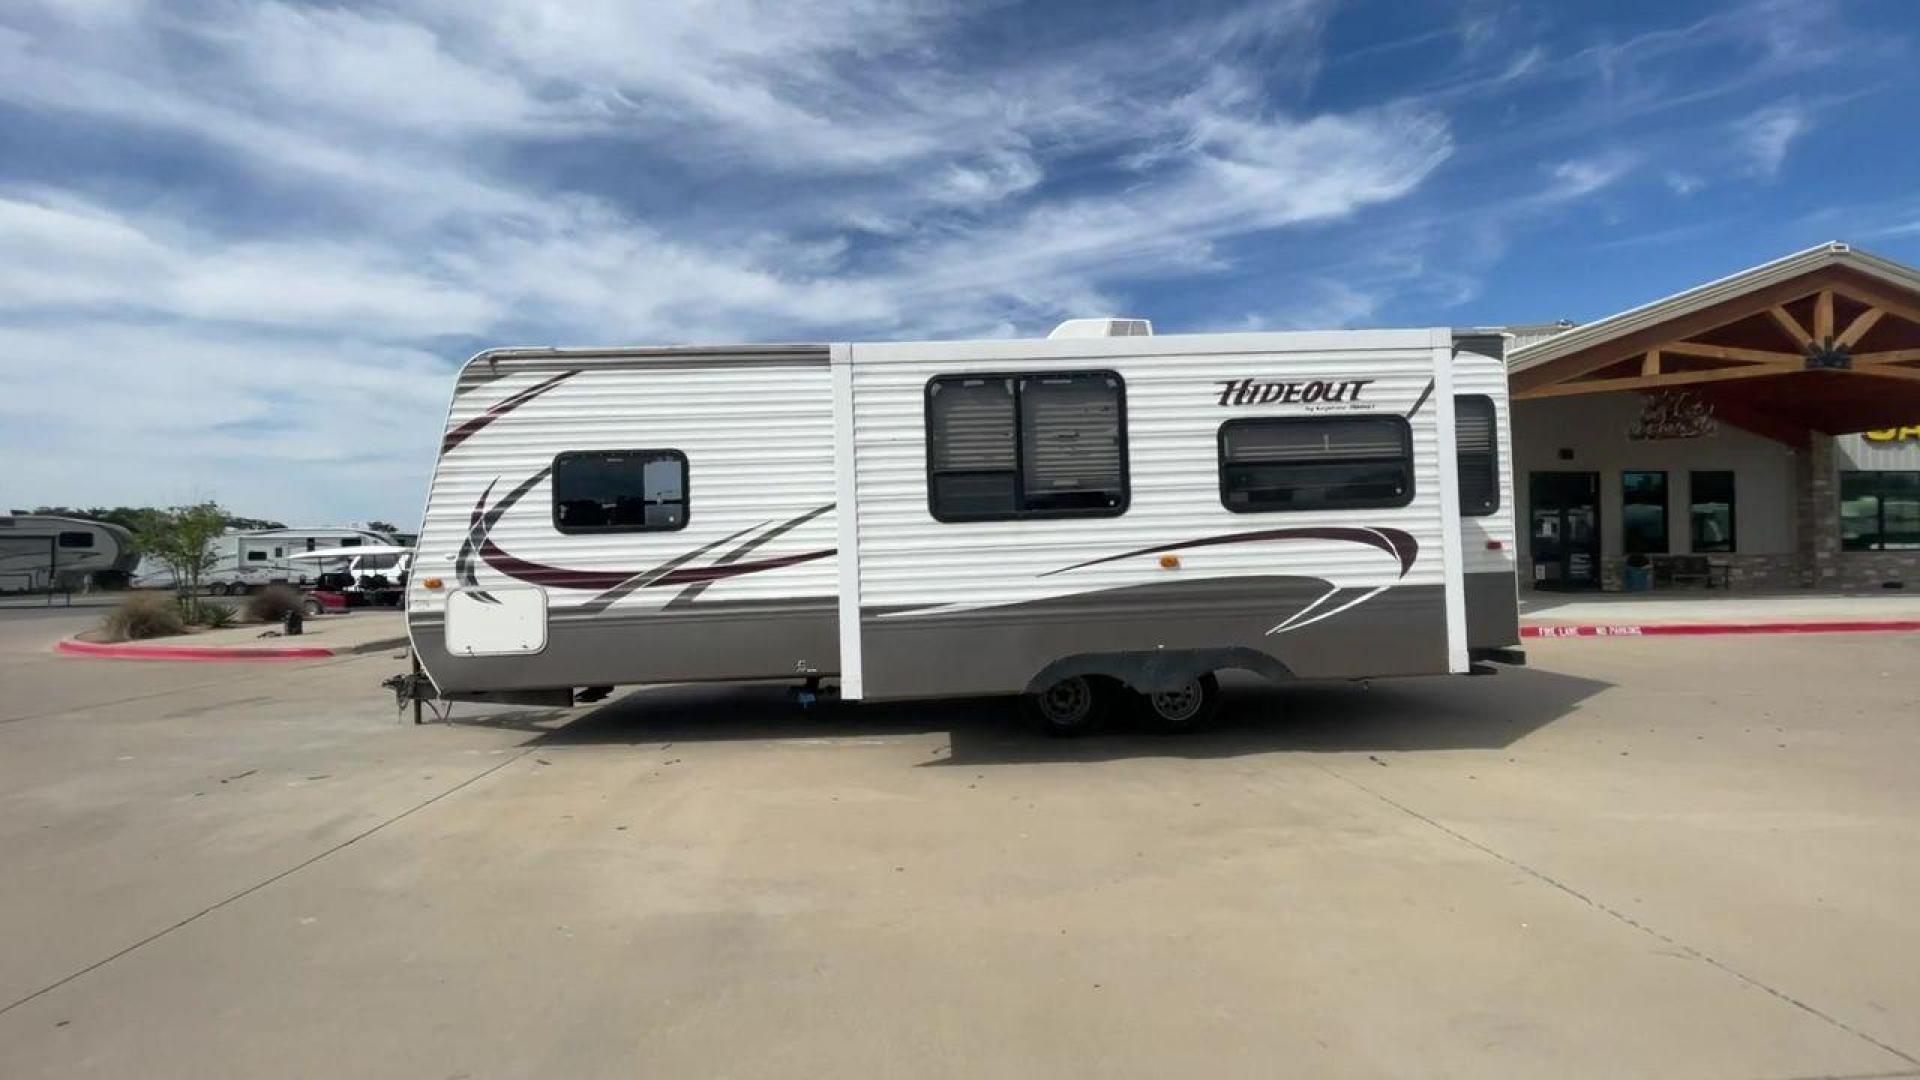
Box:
[1135,673,1221,733]
[1021,675,1107,737]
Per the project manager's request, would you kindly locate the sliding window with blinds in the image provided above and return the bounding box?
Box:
[1218,415,1414,512]
[1454,395,1499,516]
[925,371,1128,521]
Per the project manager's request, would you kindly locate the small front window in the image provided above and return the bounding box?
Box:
[553,449,690,533]
[57,531,94,549]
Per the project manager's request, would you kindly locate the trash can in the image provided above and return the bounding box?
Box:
[1623,559,1653,592]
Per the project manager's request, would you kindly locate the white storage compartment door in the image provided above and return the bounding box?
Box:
[445,587,549,656]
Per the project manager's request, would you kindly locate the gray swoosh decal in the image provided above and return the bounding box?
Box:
[575,523,765,615]
[666,503,834,609]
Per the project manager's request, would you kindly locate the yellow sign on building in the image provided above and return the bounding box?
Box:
[1864,426,1920,442]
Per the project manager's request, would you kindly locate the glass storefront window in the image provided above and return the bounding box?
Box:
[1621,470,1669,554]
[1841,471,1920,551]
[1689,471,1736,553]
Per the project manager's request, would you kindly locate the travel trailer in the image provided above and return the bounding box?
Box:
[0,514,139,592]
[135,527,392,593]
[404,322,1520,732]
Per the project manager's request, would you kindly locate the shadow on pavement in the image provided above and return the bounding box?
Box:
[472,665,1611,766]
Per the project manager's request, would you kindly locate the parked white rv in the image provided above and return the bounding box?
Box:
[0,515,140,592]
[405,323,1521,732]
[134,527,393,593]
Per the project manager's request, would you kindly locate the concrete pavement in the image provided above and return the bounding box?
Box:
[0,633,1917,1077]
[1521,588,1920,625]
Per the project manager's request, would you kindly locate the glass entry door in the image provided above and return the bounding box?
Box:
[1529,472,1601,590]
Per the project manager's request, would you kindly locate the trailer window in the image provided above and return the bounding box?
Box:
[247,550,268,562]
[1455,395,1499,516]
[57,531,94,549]
[1219,416,1414,512]
[926,371,1128,521]
[553,449,689,533]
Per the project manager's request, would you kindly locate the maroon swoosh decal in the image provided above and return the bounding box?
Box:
[442,370,579,453]
[479,538,632,591]
[1041,526,1417,578]
[478,537,834,592]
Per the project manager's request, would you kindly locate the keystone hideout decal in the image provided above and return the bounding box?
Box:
[1215,378,1375,410]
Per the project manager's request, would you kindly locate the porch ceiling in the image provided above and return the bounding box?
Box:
[1509,248,1920,442]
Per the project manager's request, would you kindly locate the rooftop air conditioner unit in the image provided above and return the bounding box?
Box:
[1047,317,1153,339]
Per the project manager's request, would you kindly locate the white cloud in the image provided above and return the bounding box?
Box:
[29,0,1890,521]
[221,3,547,136]
[0,321,449,519]
[0,0,1461,520]
[1542,152,1637,201]
[0,193,494,337]
[1735,99,1808,178]
[1664,172,1705,197]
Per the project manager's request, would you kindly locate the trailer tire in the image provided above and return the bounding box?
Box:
[1020,675,1109,737]
[1134,672,1220,734]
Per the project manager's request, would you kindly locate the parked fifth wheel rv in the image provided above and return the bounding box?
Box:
[134,526,393,593]
[0,514,139,593]
[405,322,1521,733]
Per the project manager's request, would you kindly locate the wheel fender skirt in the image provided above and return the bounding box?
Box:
[1026,648,1292,695]
[437,687,577,708]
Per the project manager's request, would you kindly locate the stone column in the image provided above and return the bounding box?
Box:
[1794,433,1839,588]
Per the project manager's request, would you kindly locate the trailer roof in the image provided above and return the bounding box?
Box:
[462,328,1460,375]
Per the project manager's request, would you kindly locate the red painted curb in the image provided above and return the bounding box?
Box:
[55,638,339,661]
[1523,620,1920,639]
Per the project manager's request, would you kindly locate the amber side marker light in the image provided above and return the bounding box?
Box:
[1159,555,1181,569]
[423,577,445,590]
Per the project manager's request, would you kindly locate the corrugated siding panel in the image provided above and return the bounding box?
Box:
[850,335,1451,613]
[412,354,837,619]
[1452,351,1519,576]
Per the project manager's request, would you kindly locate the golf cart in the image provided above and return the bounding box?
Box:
[284,544,413,616]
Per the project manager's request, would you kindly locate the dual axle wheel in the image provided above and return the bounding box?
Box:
[1021,673,1221,737]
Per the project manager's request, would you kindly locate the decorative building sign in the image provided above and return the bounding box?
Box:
[1864,425,1920,442]
[1629,389,1717,441]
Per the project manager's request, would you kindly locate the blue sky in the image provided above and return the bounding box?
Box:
[2,0,1918,525]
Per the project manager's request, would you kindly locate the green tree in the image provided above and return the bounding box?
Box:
[224,515,287,531]
[137,503,229,619]
[364,520,401,540]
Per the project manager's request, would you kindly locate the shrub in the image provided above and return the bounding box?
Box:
[246,584,304,623]
[194,602,238,629]
[102,593,186,641]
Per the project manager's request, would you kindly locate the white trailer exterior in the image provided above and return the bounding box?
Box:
[137,527,392,591]
[407,327,1520,723]
[0,515,139,592]
[228,527,391,588]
